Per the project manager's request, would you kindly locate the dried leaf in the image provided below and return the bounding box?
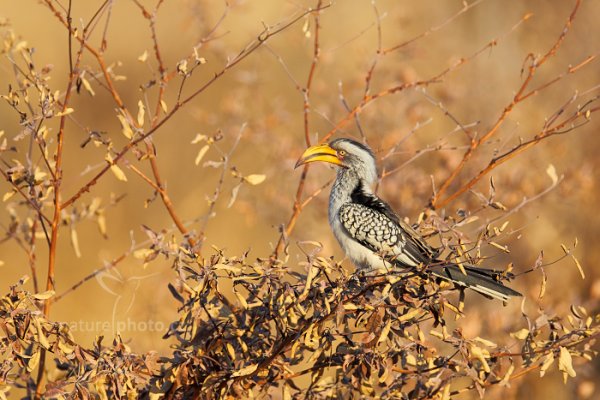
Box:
[377,320,392,344]
[117,114,133,139]
[539,353,554,377]
[470,344,491,373]
[26,351,40,373]
[234,287,248,310]
[2,190,15,202]
[473,337,497,348]
[226,342,236,360]
[138,50,148,62]
[561,243,585,279]
[137,100,145,126]
[231,363,258,377]
[538,267,547,300]
[133,249,154,260]
[110,165,128,182]
[546,164,558,185]
[499,364,515,386]
[70,227,81,258]
[55,108,74,117]
[81,77,95,96]
[97,214,107,237]
[195,145,209,166]
[398,308,421,322]
[191,134,207,144]
[227,182,241,208]
[32,290,55,300]
[490,241,510,253]
[511,328,529,340]
[176,60,188,75]
[558,347,576,380]
[302,17,311,38]
[35,318,50,349]
[245,174,266,185]
[441,384,451,400]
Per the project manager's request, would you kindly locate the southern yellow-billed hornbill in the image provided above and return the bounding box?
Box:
[295,138,521,301]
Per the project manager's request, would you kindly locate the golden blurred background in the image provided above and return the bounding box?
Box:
[1,0,599,398]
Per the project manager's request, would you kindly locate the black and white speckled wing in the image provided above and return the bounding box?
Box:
[338,202,433,267]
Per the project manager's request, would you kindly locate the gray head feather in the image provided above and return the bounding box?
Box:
[329,138,378,185]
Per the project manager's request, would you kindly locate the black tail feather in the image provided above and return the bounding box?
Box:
[430,263,522,301]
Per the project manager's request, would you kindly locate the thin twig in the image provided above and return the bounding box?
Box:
[431,1,582,208]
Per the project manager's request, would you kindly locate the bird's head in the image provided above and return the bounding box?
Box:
[295,138,378,184]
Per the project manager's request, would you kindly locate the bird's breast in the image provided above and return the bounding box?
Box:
[329,204,391,272]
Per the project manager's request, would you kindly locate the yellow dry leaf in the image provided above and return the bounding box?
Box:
[32,290,55,300]
[499,364,515,386]
[160,99,168,113]
[231,363,258,377]
[133,249,154,260]
[191,133,207,144]
[137,100,145,126]
[81,76,95,96]
[110,165,128,181]
[398,308,421,322]
[245,174,266,185]
[511,328,529,340]
[377,320,392,344]
[176,59,188,75]
[302,17,311,38]
[234,288,248,310]
[405,354,417,366]
[561,243,585,279]
[2,191,15,202]
[540,353,554,378]
[35,318,50,349]
[26,351,40,373]
[429,329,444,339]
[490,241,510,253]
[470,344,491,373]
[473,337,497,348]
[58,340,74,354]
[546,164,558,185]
[558,347,576,380]
[138,50,148,62]
[33,168,47,182]
[70,227,81,258]
[195,145,209,165]
[117,114,133,139]
[282,384,292,400]
[226,342,236,360]
[97,214,107,236]
[290,339,301,359]
[14,40,29,52]
[55,108,74,117]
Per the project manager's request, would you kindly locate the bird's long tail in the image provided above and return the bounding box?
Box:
[429,263,521,302]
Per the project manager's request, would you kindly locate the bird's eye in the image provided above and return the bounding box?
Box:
[338,150,346,157]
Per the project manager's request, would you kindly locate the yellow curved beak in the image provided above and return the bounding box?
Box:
[294,144,343,169]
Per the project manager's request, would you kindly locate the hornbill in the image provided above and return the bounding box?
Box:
[295,138,521,301]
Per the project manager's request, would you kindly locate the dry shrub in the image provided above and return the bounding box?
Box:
[0,0,599,399]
